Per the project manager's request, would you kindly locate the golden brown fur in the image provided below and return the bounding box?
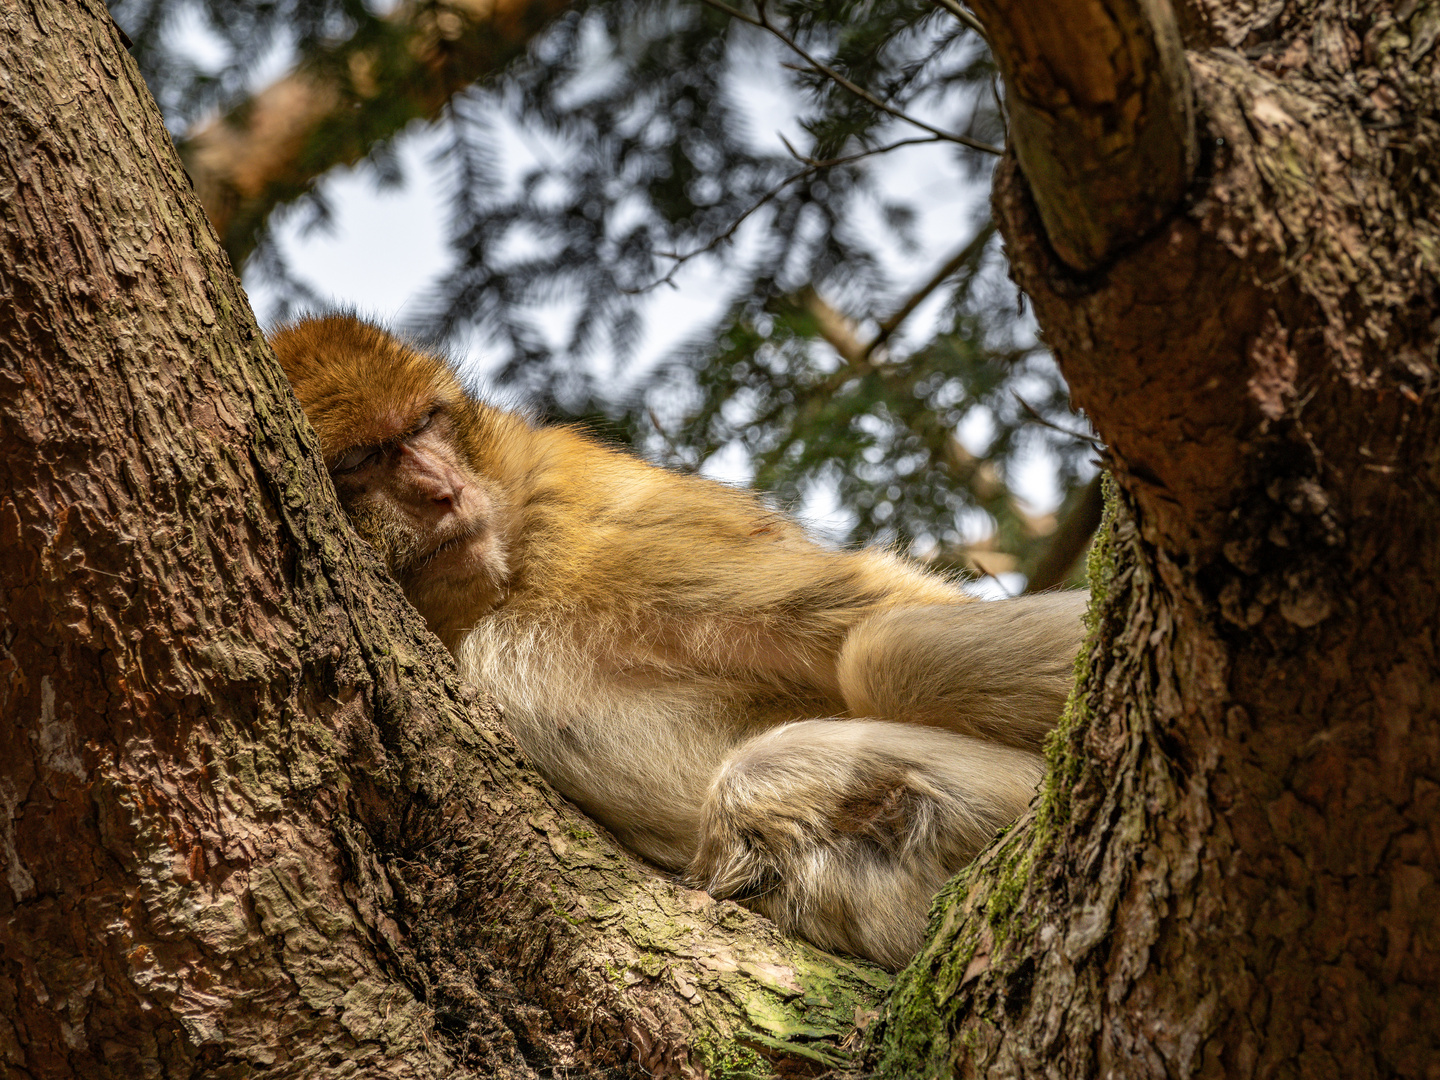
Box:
[270,314,1086,970]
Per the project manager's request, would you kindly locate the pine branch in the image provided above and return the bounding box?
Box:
[696,0,1001,156]
[642,136,948,288]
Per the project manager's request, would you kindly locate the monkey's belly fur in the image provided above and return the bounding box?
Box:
[456,615,779,868]
[454,610,1050,970]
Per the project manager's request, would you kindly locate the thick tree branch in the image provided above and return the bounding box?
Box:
[968,0,1195,271]
[179,0,573,266]
[800,287,870,367]
[1023,472,1103,592]
[0,3,887,1075]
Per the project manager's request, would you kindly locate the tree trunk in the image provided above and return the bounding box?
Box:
[0,2,885,1076]
[874,0,1440,1076]
[9,0,1440,1075]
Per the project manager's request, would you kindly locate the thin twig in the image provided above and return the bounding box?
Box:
[966,553,1016,596]
[1013,392,1105,447]
[927,0,987,40]
[777,131,808,163]
[816,135,948,163]
[647,406,692,470]
[781,132,943,168]
[636,136,948,289]
[990,70,1008,133]
[697,0,1001,156]
[863,219,997,360]
[633,172,806,292]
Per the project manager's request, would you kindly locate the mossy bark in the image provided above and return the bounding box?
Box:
[0,2,885,1076]
[873,0,1440,1076]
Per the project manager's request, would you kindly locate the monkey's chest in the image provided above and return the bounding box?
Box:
[455,628,770,868]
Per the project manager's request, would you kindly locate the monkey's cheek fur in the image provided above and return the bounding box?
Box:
[424,526,502,580]
[404,529,511,632]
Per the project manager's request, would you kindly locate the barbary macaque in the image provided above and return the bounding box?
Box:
[270,314,1087,970]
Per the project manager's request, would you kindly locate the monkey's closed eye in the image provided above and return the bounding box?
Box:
[333,444,381,474]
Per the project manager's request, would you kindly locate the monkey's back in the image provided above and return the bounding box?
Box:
[493,423,972,695]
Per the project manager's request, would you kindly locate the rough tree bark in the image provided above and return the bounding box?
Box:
[8,0,1438,1075]
[875,0,1440,1076]
[0,2,887,1076]
[175,0,574,265]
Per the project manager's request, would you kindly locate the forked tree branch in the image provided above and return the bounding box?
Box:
[800,287,870,367]
[967,0,1195,271]
[180,0,573,265]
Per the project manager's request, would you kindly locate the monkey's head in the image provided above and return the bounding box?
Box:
[269,314,517,635]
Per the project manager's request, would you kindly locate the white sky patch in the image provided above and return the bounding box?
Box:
[165,5,229,72]
[243,125,453,327]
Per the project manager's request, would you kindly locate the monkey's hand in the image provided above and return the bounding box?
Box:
[686,719,1044,971]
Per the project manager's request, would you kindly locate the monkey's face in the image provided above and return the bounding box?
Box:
[269,314,515,640]
[328,405,513,628]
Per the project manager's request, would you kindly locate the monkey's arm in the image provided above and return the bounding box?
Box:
[515,446,974,695]
[836,591,1088,750]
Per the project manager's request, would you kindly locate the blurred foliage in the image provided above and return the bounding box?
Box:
[112,0,386,128]
[113,0,1097,576]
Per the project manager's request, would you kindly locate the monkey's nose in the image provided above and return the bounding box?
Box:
[432,485,464,510]
[425,478,465,511]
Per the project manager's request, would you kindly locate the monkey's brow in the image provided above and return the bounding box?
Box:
[331,429,400,461]
[392,410,436,441]
[342,400,442,450]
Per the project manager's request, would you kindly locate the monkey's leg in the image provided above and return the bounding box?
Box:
[835,591,1088,751]
[686,719,1044,970]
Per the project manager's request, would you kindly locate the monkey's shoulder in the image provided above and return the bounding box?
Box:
[523,426,808,546]
[496,424,969,616]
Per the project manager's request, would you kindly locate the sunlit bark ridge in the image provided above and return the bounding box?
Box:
[968,0,1195,272]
